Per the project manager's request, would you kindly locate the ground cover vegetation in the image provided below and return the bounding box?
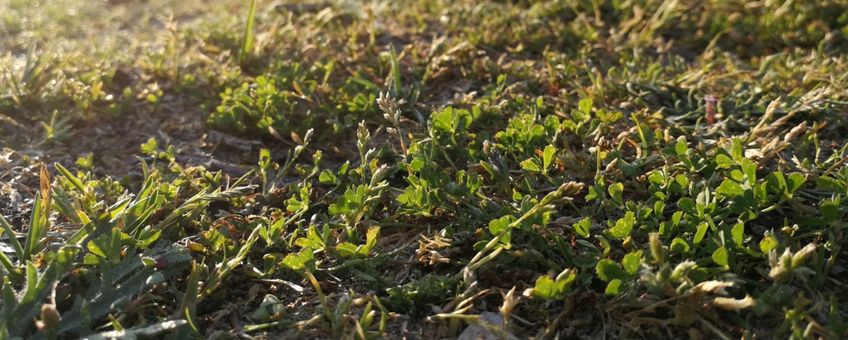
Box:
[1,0,848,338]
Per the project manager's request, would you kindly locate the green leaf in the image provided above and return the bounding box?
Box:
[674,174,690,190]
[365,226,380,252]
[766,171,787,194]
[532,270,576,300]
[715,154,734,169]
[408,158,425,172]
[281,249,315,273]
[821,198,842,222]
[319,169,338,184]
[136,229,161,248]
[542,145,557,170]
[740,158,757,182]
[295,225,325,250]
[731,222,745,247]
[648,171,666,186]
[716,179,744,198]
[608,183,624,205]
[76,153,94,169]
[677,197,695,213]
[336,227,379,258]
[712,246,729,267]
[578,98,593,113]
[694,222,709,244]
[520,158,542,172]
[488,215,516,246]
[622,250,643,275]
[336,242,360,258]
[573,217,592,238]
[140,138,158,155]
[674,138,689,156]
[286,186,310,213]
[329,185,367,216]
[609,211,635,239]
[816,176,845,192]
[670,237,690,253]
[571,109,589,123]
[54,163,86,193]
[605,279,622,296]
[595,259,626,282]
[730,169,745,182]
[672,211,683,226]
[786,173,806,194]
[759,234,778,253]
[586,185,602,202]
[251,294,285,322]
[432,107,472,134]
[258,148,271,169]
[731,138,744,160]
[0,251,17,280]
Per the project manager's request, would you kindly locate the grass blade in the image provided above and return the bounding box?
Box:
[389,45,402,97]
[0,215,24,260]
[22,192,47,261]
[238,0,257,65]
